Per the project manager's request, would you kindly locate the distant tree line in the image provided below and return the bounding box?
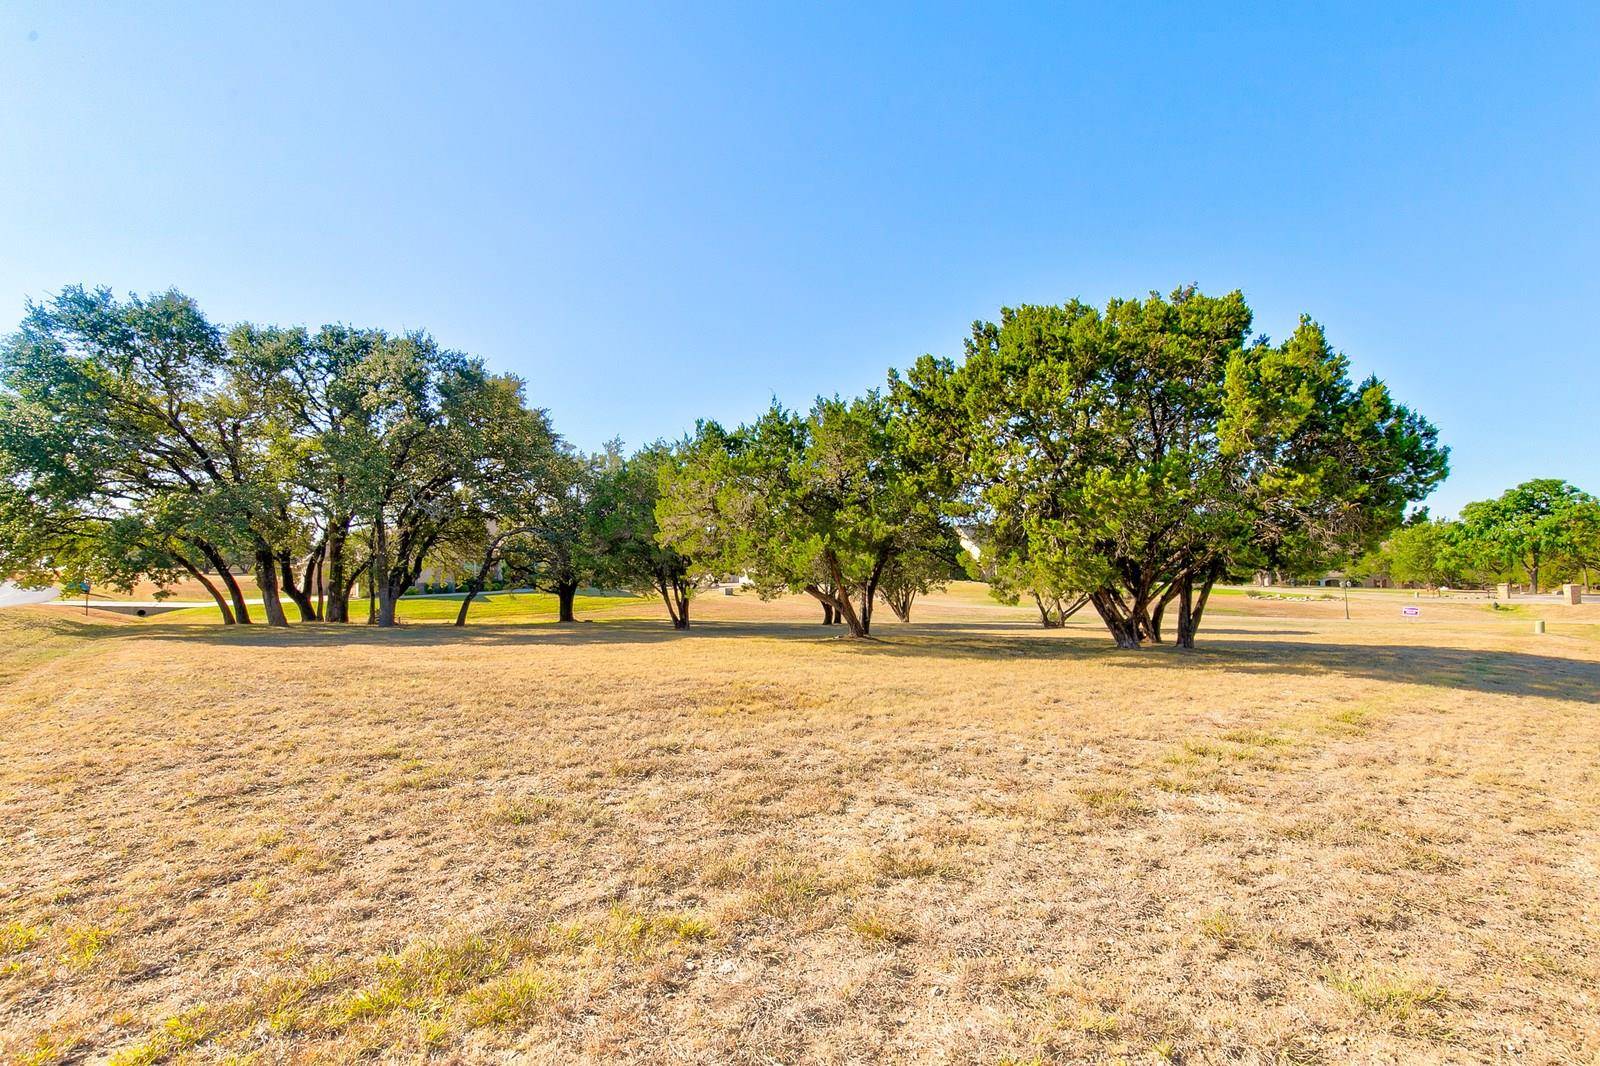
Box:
[1349,480,1600,591]
[2,284,1453,648]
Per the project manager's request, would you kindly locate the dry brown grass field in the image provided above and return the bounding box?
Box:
[1,585,1597,1065]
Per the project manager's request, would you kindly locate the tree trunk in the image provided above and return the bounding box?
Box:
[454,540,501,626]
[1089,589,1141,648]
[859,550,890,635]
[254,547,290,627]
[1034,592,1062,628]
[805,584,838,625]
[822,553,869,637]
[197,542,251,623]
[453,574,482,627]
[1174,573,1195,649]
[312,545,325,621]
[657,575,691,629]
[657,577,682,628]
[374,516,396,627]
[296,538,325,621]
[1148,579,1184,644]
[832,592,867,636]
[377,574,399,627]
[174,553,235,624]
[1529,553,1540,595]
[325,526,350,623]
[454,582,476,624]
[1176,562,1223,649]
[557,579,578,622]
[278,551,317,622]
[882,587,915,622]
[218,568,251,624]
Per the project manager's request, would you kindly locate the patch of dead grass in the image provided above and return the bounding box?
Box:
[1,591,1597,1061]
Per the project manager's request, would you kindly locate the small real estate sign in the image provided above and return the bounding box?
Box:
[1401,605,1420,617]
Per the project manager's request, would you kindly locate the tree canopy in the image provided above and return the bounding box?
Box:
[891,287,1448,647]
[1458,479,1599,592]
[1,282,1477,653]
[0,287,567,628]
[655,394,951,636]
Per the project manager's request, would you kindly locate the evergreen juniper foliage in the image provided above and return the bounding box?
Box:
[654,394,952,638]
[889,287,1448,648]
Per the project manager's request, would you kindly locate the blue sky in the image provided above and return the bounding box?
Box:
[3,2,1596,516]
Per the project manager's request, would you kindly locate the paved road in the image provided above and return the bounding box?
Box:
[0,582,59,607]
[0,583,264,611]
[0,584,548,611]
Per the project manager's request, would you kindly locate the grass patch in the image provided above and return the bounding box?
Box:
[846,910,916,945]
[488,797,559,825]
[461,966,563,1027]
[0,920,44,955]
[60,925,111,970]
[326,932,520,1027]
[867,843,966,881]
[1329,970,1450,1023]
[1323,705,1374,734]
[1197,911,1249,950]
[589,905,712,956]
[107,1008,215,1066]
[163,590,648,625]
[15,1031,86,1066]
[1076,786,1152,818]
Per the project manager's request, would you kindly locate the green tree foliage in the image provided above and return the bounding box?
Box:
[2,279,1486,652]
[1385,518,1469,588]
[225,323,395,622]
[876,527,961,623]
[1458,479,1599,592]
[0,287,290,623]
[656,395,951,637]
[1,288,562,628]
[359,347,554,628]
[482,445,609,625]
[893,287,1448,647]
[959,524,1090,628]
[591,443,695,628]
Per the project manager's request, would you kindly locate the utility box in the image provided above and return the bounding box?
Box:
[1495,583,1512,600]
[1560,584,1582,605]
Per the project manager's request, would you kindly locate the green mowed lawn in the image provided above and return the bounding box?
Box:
[162,589,651,625]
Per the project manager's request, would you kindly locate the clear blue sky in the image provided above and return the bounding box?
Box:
[3,2,1596,517]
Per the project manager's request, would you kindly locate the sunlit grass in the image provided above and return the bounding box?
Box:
[161,589,649,625]
[1,587,1596,1061]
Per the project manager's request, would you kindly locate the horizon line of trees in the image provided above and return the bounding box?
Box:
[2,283,1467,648]
[1348,480,1600,592]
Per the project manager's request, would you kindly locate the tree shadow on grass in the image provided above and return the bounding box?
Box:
[119,615,1600,703]
[1193,638,1600,703]
[852,627,1600,702]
